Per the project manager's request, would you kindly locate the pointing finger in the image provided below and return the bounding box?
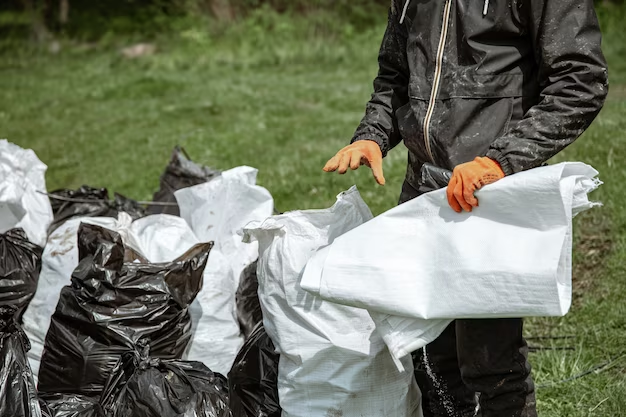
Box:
[323,154,341,172]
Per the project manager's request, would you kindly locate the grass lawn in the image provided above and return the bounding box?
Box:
[1,7,625,416]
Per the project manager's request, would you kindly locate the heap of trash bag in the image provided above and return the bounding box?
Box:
[0,139,602,417]
[1,140,280,417]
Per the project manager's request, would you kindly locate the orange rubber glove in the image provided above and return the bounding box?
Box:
[447,157,505,213]
[323,140,385,186]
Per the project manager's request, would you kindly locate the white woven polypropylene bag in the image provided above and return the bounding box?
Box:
[0,140,53,247]
[301,163,601,363]
[176,166,274,375]
[244,187,422,417]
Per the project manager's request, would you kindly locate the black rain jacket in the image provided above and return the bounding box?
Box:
[352,0,608,202]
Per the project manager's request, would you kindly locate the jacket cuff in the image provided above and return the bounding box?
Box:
[351,132,389,157]
[486,149,514,176]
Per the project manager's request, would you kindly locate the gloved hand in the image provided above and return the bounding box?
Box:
[323,140,385,185]
[446,157,505,213]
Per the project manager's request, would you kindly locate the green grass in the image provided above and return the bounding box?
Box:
[1,8,626,416]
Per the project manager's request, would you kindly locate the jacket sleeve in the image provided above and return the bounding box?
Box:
[486,0,608,175]
[351,1,410,157]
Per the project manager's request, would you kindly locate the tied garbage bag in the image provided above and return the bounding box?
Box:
[301,163,602,363]
[0,228,43,319]
[23,214,140,383]
[228,323,280,417]
[235,262,262,339]
[38,223,212,397]
[128,213,242,376]
[100,343,231,417]
[0,306,43,417]
[47,186,146,234]
[40,395,104,417]
[48,186,109,217]
[176,166,274,375]
[243,187,422,417]
[0,140,53,247]
[24,213,199,381]
[149,146,221,216]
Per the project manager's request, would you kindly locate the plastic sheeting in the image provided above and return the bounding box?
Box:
[0,140,53,247]
[0,228,43,320]
[37,223,212,397]
[176,166,274,375]
[244,187,422,417]
[0,306,43,417]
[302,163,602,364]
[228,323,280,417]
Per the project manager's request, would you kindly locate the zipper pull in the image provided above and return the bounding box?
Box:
[483,0,490,16]
[400,0,411,24]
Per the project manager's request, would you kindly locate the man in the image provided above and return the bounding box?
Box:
[323,1,608,416]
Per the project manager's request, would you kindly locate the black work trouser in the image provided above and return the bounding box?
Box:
[413,319,537,417]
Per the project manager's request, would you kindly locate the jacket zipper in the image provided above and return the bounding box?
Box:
[400,0,411,24]
[422,0,452,164]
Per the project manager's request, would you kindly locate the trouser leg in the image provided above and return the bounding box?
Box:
[418,322,477,417]
[456,318,537,417]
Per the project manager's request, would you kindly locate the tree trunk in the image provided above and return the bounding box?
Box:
[21,0,51,42]
[59,0,69,25]
[209,0,235,21]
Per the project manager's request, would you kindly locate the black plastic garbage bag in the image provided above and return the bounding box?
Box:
[149,146,220,216]
[39,395,104,417]
[100,343,231,417]
[111,192,147,221]
[0,305,43,417]
[38,223,213,397]
[235,261,262,339]
[0,228,43,320]
[48,186,110,221]
[417,163,452,194]
[48,186,146,234]
[228,323,280,417]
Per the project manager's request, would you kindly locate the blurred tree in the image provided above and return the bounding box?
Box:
[59,0,69,25]
[0,0,622,42]
[207,0,235,21]
[20,0,50,41]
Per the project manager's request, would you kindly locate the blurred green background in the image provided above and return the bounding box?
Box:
[1,1,625,416]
